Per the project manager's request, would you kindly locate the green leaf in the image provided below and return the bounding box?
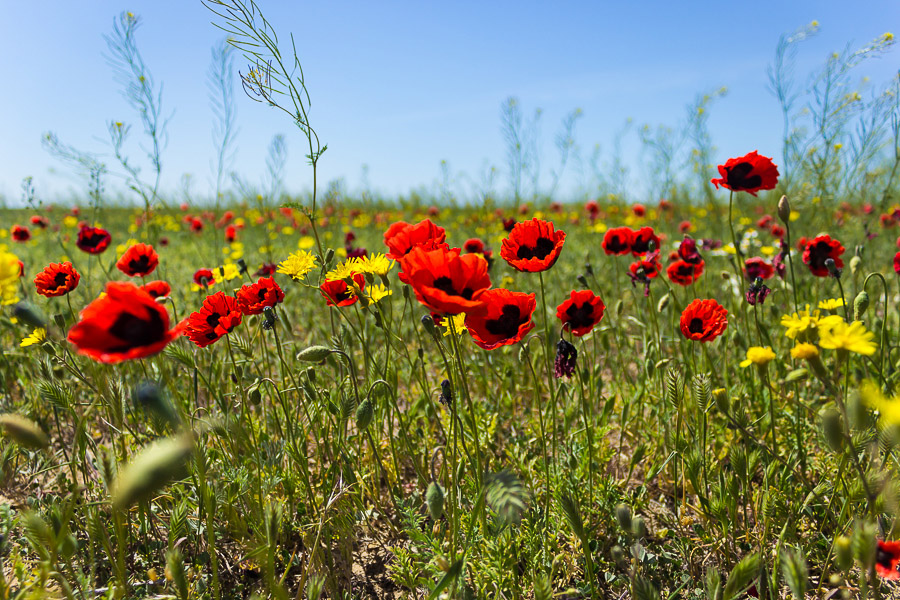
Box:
[427,559,464,600]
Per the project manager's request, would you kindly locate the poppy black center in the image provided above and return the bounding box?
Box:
[53,271,69,289]
[726,162,762,190]
[877,547,897,570]
[108,308,165,348]
[807,241,831,268]
[516,237,555,261]
[433,276,473,300]
[688,317,705,334]
[206,312,222,328]
[257,288,269,301]
[485,305,522,337]
[80,232,105,248]
[565,302,596,330]
[129,255,150,273]
[607,235,628,252]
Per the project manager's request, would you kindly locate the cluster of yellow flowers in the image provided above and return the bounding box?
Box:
[325,253,395,280]
[0,249,21,306]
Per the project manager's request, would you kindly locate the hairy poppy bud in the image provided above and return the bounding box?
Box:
[712,388,729,414]
[615,503,633,532]
[112,434,193,510]
[849,255,861,275]
[13,302,47,329]
[819,407,843,452]
[632,516,647,539]
[355,399,374,430]
[426,481,445,520]
[133,381,180,428]
[777,195,791,223]
[834,535,853,571]
[324,247,335,265]
[853,291,869,321]
[421,314,437,336]
[236,258,248,274]
[296,345,331,362]
[576,275,588,288]
[825,258,841,278]
[0,414,49,449]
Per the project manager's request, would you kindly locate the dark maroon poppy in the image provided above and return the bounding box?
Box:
[12,226,31,242]
[802,235,844,277]
[678,236,703,264]
[255,263,277,277]
[744,257,774,280]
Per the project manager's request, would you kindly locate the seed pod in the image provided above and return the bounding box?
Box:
[657,293,670,312]
[0,414,49,449]
[777,195,791,223]
[426,481,445,520]
[296,345,331,362]
[785,368,808,383]
[615,503,632,532]
[853,291,869,321]
[819,407,843,452]
[355,399,374,430]
[112,435,193,510]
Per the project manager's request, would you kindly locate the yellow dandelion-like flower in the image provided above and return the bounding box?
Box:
[859,381,900,428]
[215,264,241,281]
[356,253,395,276]
[326,259,364,281]
[441,313,467,337]
[740,346,776,368]
[818,320,876,356]
[790,343,819,360]
[277,251,318,281]
[817,298,844,310]
[20,328,46,348]
[366,283,392,304]
[780,305,842,339]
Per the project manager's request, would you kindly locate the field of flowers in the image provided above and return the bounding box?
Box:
[3,2,900,599]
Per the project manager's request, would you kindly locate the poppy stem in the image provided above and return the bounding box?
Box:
[448,316,484,487]
[863,273,889,386]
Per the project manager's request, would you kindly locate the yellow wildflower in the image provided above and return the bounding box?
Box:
[215,264,241,281]
[20,328,46,348]
[780,305,842,339]
[817,298,844,310]
[0,250,21,306]
[277,251,317,281]
[740,346,776,368]
[790,343,819,360]
[818,320,876,356]
[441,313,467,337]
[366,283,392,304]
[326,259,363,281]
[355,253,395,276]
[859,381,900,428]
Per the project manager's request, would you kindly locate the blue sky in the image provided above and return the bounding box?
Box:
[1,1,897,205]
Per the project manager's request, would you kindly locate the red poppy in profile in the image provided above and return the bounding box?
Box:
[556,289,606,337]
[76,225,111,254]
[602,227,633,255]
[11,225,31,242]
[400,246,491,316]
[464,289,536,350]
[876,540,900,580]
[184,292,242,348]
[667,260,704,286]
[383,219,448,260]
[464,238,485,254]
[711,150,779,196]
[744,257,774,280]
[629,255,662,280]
[116,243,159,277]
[193,268,216,288]
[237,277,285,315]
[500,218,566,273]
[678,236,703,264]
[320,273,366,307]
[631,227,660,255]
[34,262,80,297]
[225,225,237,243]
[680,299,728,342]
[141,280,171,299]
[67,281,184,362]
[802,235,844,277]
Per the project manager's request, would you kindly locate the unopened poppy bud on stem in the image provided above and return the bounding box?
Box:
[854,291,869,321]
[777,195,791,223]
[297,345,332,362]
[426,481,445,520]
[355,399,374,430]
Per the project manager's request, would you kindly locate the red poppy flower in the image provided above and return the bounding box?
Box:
[30,215,49,228]
[34,262,80,297]
[770,224,785,238]
[629,255,662,280]
[876,540,900,580]
[11,225,31,242]
[67,281,184,362]
[184,292,242,348]
[225,225,237,243]
[502,218,517,232]
[237,277,285,315]
[320,273,366,307]
[585,200,600,216]
[383,219,448,260]
[667,260,704,286]
[710,151,779,196]
[679,221,692,234]
[680,299,728,342]
[76,225,111,254]
[630,227,660,256]
[464,289,536,350]
[141,280,171,299]
[464,238,485,254]
[678,236,703,264]
[500,218,566,272]
[190,218,204,233]
[744,257,775,280]
[802,235,844,277]
[400,246,491,316]
[556,289,606,337]
[193,268,216,288]
[632,204,646,217]
[602,227,633,255]
[116,243,159,277]
[255,263,277,277]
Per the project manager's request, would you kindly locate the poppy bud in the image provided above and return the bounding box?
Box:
[615,503,633,532]
[248,386,262,406]
[834,535,853,571]
[615,300,624,317]
[439,379,453,407]
[297,345,332,362]
[712,388,729,414]
[849,255,861,275]
[53,313,67,328]
[355,399,374,430]
[853,291,869,321]
[13,302,47,329]
[576,275,588,288]
[0,414,49,449]
[632,516,647,539]
[825,258,841,278]
[777,195,791,224]
[851,522,877,569]
[657,294,670,312]
[112,434,193,510]
[236,258,248,274]
[426,481,445,520]
[421,314,437,336]
[324,248,335,265]
[819,407,843,452]
[133,381,180,428]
